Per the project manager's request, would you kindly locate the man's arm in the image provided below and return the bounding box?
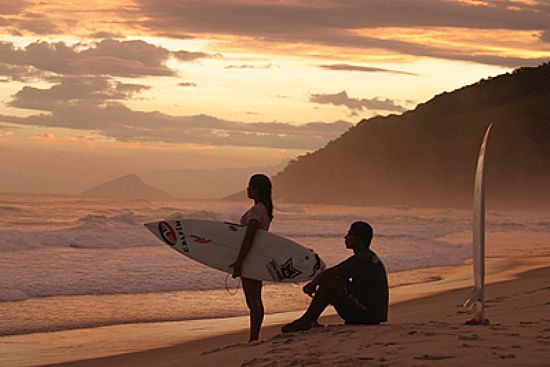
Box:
[302,256,357,296]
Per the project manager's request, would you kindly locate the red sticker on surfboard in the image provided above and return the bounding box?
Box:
[158,221,177,246]
[190,235,212,244]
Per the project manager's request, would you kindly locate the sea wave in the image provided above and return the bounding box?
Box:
[76,212,143,227]
[0,227,155,252]
[0,205,26,213]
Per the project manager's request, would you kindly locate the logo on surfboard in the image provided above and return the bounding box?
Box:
[158,221,177,246]
[266,257,302,281]
[190,235,212,244]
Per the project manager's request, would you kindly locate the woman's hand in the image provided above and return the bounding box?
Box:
[229,260,243,278]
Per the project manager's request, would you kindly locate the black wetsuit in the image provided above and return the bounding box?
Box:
[328,249,389,323]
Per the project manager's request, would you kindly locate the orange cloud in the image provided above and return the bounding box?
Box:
[64,135,96,147]
[30,132,56,142]
[130,0,550,67]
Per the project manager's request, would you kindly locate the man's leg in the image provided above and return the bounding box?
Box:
[282,276,346,332]
[332,293,379,325]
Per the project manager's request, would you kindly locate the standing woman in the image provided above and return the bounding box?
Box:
[230,174,273,342]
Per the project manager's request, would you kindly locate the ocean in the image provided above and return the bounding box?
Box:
[1,193,549,337]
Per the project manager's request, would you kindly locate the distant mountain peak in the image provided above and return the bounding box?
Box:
[82,173,172,200]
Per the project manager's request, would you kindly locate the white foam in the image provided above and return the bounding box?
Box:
[1,196,548,310]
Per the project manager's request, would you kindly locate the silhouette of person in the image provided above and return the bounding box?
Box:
[230,174,274,341]
[282,221,388,332]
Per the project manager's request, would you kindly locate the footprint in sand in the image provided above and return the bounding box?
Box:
[458,334,480,341]
[520,320,538,325]
[492,352,516,359]
[489,325,507,331]
[486,296,507,303]
[334,356,375,365]
[414,354,455,360]
[240,357,271,367]
[332,329,356,336]
[202,342,251,355]
[265,347,291,354]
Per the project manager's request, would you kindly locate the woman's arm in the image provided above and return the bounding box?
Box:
[230,219,260,277]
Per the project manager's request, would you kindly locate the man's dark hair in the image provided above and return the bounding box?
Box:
[350,221,373,248]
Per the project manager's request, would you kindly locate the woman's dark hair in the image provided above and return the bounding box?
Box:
[250,174,274,219]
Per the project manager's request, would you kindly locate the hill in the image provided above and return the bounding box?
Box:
[269,62,550,210]
[82,174,172,200]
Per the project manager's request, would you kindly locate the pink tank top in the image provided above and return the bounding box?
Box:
[240,202,271,231]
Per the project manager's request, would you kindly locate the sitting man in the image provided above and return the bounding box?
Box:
[282,221,388,332]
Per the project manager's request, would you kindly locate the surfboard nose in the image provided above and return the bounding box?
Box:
[144,222,159,236]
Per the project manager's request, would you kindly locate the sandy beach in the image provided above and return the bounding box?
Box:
[21,254,547,367]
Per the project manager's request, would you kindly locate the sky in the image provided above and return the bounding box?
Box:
[0,0,549,194]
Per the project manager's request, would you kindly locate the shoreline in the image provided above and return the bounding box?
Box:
[2,254,549,367]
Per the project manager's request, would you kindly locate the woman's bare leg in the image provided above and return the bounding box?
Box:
[242,277,264,341]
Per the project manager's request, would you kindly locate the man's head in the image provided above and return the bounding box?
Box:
[345,221,373,250]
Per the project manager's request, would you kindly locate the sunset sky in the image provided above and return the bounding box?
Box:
[1,0,549,194]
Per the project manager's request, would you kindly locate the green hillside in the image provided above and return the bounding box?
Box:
[271,62,550,209]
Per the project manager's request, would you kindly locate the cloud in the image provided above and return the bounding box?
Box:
[0,130,16,138]
[542,29,550,43]
[225,63,273,69]
[173,50,220,61]
[0,2,62,35]
[87,31,126,39]
[0,0,31,15]
[14,14,62,34]
[0,39,215,79]
[136,0,550,33]
[133,0,550,67]
[0,78,353,150]
[320,63,417,76]
[31,133,56,142]
[177,82,197,87]
[0,63,41,81]
[310,91,406,113]
[9,77,149,112]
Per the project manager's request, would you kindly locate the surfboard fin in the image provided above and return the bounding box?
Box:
[461,287,481,311]
[460,287,488,324]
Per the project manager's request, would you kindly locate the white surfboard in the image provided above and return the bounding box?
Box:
[463,123,492,323]
[144,220,325,282]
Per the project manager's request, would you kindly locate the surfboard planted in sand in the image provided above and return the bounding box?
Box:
[463,123,492,324]
[145,220,325,282]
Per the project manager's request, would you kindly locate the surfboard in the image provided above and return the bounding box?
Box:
[144,220,325,282]
[463,123,492,324]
